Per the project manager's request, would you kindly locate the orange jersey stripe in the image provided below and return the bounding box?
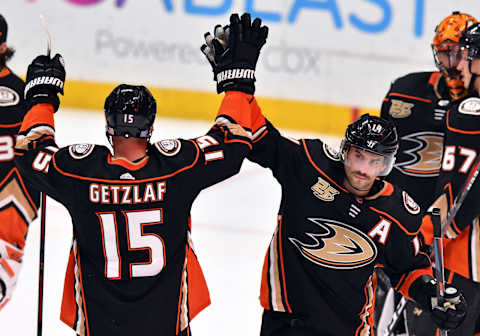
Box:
[0,122,22,128]
[303,139,348,193]
[277,216,292,313]
[446,109,480,135]
[388,92,432,103]
[369,206,419,236]
[52,140,201,183]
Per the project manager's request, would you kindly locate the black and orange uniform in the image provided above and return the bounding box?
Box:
[14,92,253,336]
[380,71,449,210]
[248,99,433,335]
[379,71,450,334]
[0,66,39,251]
[414,95,480,336]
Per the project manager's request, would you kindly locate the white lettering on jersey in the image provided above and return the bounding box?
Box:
[368,218,392,245]
[89,182,167,204]
[196,135,219,150]
[32,152,52,173]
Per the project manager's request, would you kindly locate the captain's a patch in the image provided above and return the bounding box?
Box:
[155,139,181,156]
[69,144,95,159]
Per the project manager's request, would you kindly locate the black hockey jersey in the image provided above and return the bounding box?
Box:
[381,71,449,209]
[0,66,39,249]
[425,95,480,282]
[250,99,433,335]
[14,92,253,336]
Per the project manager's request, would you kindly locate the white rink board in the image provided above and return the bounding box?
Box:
[2,1,480,107]
[0,108,341,336]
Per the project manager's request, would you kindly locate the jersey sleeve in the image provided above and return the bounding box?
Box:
[182,91,254,190]
[14,103,73,206]
[247,97,304,184]
[378,206,433,300]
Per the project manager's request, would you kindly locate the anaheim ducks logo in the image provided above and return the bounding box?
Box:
[395,131,443,177]
[289,218,377,270]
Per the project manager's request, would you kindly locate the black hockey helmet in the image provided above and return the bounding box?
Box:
[460,22,480,63]
[340,114,398,176]
[104,84,157,139]
[459,23,480,92]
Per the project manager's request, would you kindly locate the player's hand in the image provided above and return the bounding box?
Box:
[411,277,467,330]
[430,284,467,330]
[0,240,24,311]
[201,12,268,94]
[24,53,66,112]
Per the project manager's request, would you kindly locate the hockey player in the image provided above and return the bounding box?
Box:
[409,22,480,336]
[381,11,476,210]
[0,14,40,311]
[377,12,477,335]
[202,17,467,335]
[13,14,268,336]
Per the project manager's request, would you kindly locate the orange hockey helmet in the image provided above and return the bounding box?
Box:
[432,12,477,99]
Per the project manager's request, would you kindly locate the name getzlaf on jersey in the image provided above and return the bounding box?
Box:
[249,98,432,335]
[14,95,253,336]
[381,71,450,209]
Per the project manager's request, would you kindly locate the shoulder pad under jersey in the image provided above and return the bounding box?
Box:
[53,145,109,176]
[389,72,436,93]
[374,184,423,234]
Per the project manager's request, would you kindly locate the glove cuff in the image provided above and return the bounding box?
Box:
[25,76,64,99]
[28,91,60,112]
[216,68,256,94]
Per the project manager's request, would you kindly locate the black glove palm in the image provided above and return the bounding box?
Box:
[201,13,268,94]
[24,53,65,112]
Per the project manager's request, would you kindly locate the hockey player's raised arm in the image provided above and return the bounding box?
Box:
[14,54,70,205]
[179,91,254,190]
[193,13,269,188]
[246,97,306,183]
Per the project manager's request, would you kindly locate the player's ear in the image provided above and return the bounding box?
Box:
[0,42,6,54]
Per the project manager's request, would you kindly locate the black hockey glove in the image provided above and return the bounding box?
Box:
[201,13,268,94]
[24,53,65,112]
[410,275,467,330]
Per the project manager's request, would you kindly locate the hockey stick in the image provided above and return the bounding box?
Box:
[432,207,448,336]
[37,14,51,336]
[39,15,52,57]
[385,154,480,335]
[37,193,46,336]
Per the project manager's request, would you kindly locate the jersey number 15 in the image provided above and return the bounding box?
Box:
[97,209,165,279]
